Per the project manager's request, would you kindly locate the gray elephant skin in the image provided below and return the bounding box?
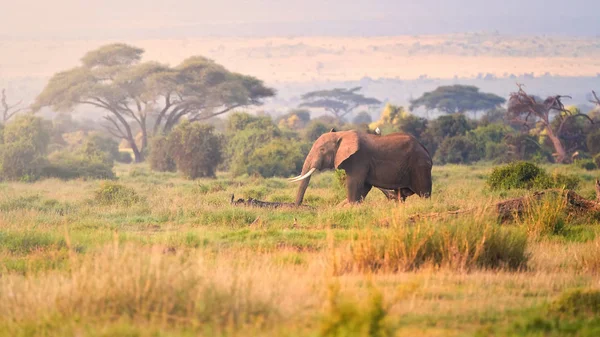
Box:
[290,130,432,205]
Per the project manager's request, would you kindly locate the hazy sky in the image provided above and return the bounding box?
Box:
[2,0,599,39]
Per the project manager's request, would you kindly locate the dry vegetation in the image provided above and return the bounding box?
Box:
[1,163,600,336]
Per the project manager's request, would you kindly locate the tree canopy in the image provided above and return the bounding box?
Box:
[33,43,275,162]
[410,85,506,115]
[299,87,381,121]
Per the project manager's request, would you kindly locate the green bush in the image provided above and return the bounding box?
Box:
[94,182,141,206]
[148,136,176,172]
[488,162,580,191]
[44,150,115,180]
[0,142,48,181]
[169,122,223,179]
[594,154,600,170]
[576,159,597,171]
[245,139,305,178]
[0,115,51,181]
[434,135,480,164]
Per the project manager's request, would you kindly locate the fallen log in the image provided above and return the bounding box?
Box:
[230,194,314,209]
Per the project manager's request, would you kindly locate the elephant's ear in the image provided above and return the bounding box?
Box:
[334,131,360,168]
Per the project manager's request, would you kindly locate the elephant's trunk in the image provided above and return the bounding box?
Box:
[294,160,315,206]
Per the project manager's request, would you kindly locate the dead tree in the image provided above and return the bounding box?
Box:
[1,89,24,123]
[591,91,600,109]
[507,84,593,163]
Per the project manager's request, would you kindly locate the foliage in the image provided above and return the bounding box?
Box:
[300,87,381,120]
[168,122,223,179]
[409,85,505,114]
[0,115,51,181]
[595,154,600,169]
[44,150,115,180]
[226,113,281,175]
[370,103,427,138]
[304,121,335,142]
[421,114,472,156]
[94,182,141,206]
[148,136,176,172]
[587,129,600,155]
[467,123,511,161]
[277,109,311,130]
[487,162,547,190]
[576,159,597,171]
[487,162,580,190]
[33,43,274,162]
[434,135,480,164]
[245,139,305,178]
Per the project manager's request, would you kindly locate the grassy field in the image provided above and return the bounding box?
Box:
[1,163,599,336]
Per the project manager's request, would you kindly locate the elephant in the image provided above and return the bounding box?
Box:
[289,129,432,206]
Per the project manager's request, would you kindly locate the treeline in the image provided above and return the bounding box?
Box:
[1,97,599,182]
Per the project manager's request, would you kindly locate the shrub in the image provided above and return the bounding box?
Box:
[0,115,51,181]
[594,154,600,170]
[45,150,115,180]
[0,142,48,181]
[169,122,223,179]
[420,114,473,156]
[82,134,121,164]
[487,162,580,191]
[245,139,306,178]
[148,136,176,172]
[434,135,480,164]
[94,182,141,206]
[576,159,597,171]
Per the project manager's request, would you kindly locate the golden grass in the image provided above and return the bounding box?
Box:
[0,163,599,336]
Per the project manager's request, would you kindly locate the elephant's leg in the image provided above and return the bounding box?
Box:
[346,178,366,203]
[359,183,372,201]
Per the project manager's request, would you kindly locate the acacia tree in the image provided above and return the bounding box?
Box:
[507,84,593,163]
[299,87,380,121]
[410,85,505,117]
[1,89,24,122]
[33,44,275,162]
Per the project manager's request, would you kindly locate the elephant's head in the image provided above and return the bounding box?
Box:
[289,130,360,206]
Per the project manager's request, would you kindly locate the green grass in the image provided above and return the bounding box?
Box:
[0,162,599,336]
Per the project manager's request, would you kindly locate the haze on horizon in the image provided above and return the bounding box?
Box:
[2,0,599,39]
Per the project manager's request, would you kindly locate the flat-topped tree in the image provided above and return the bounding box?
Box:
[410,85,505,117]
[507,84,593,163]
[33,44,275,162]
[299,87,380,121]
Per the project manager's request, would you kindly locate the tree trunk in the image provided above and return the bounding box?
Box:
[546,126,567,163]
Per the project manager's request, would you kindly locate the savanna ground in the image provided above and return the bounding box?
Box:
[1,163,599,336]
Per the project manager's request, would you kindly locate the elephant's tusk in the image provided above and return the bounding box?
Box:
[288,168,316,182]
